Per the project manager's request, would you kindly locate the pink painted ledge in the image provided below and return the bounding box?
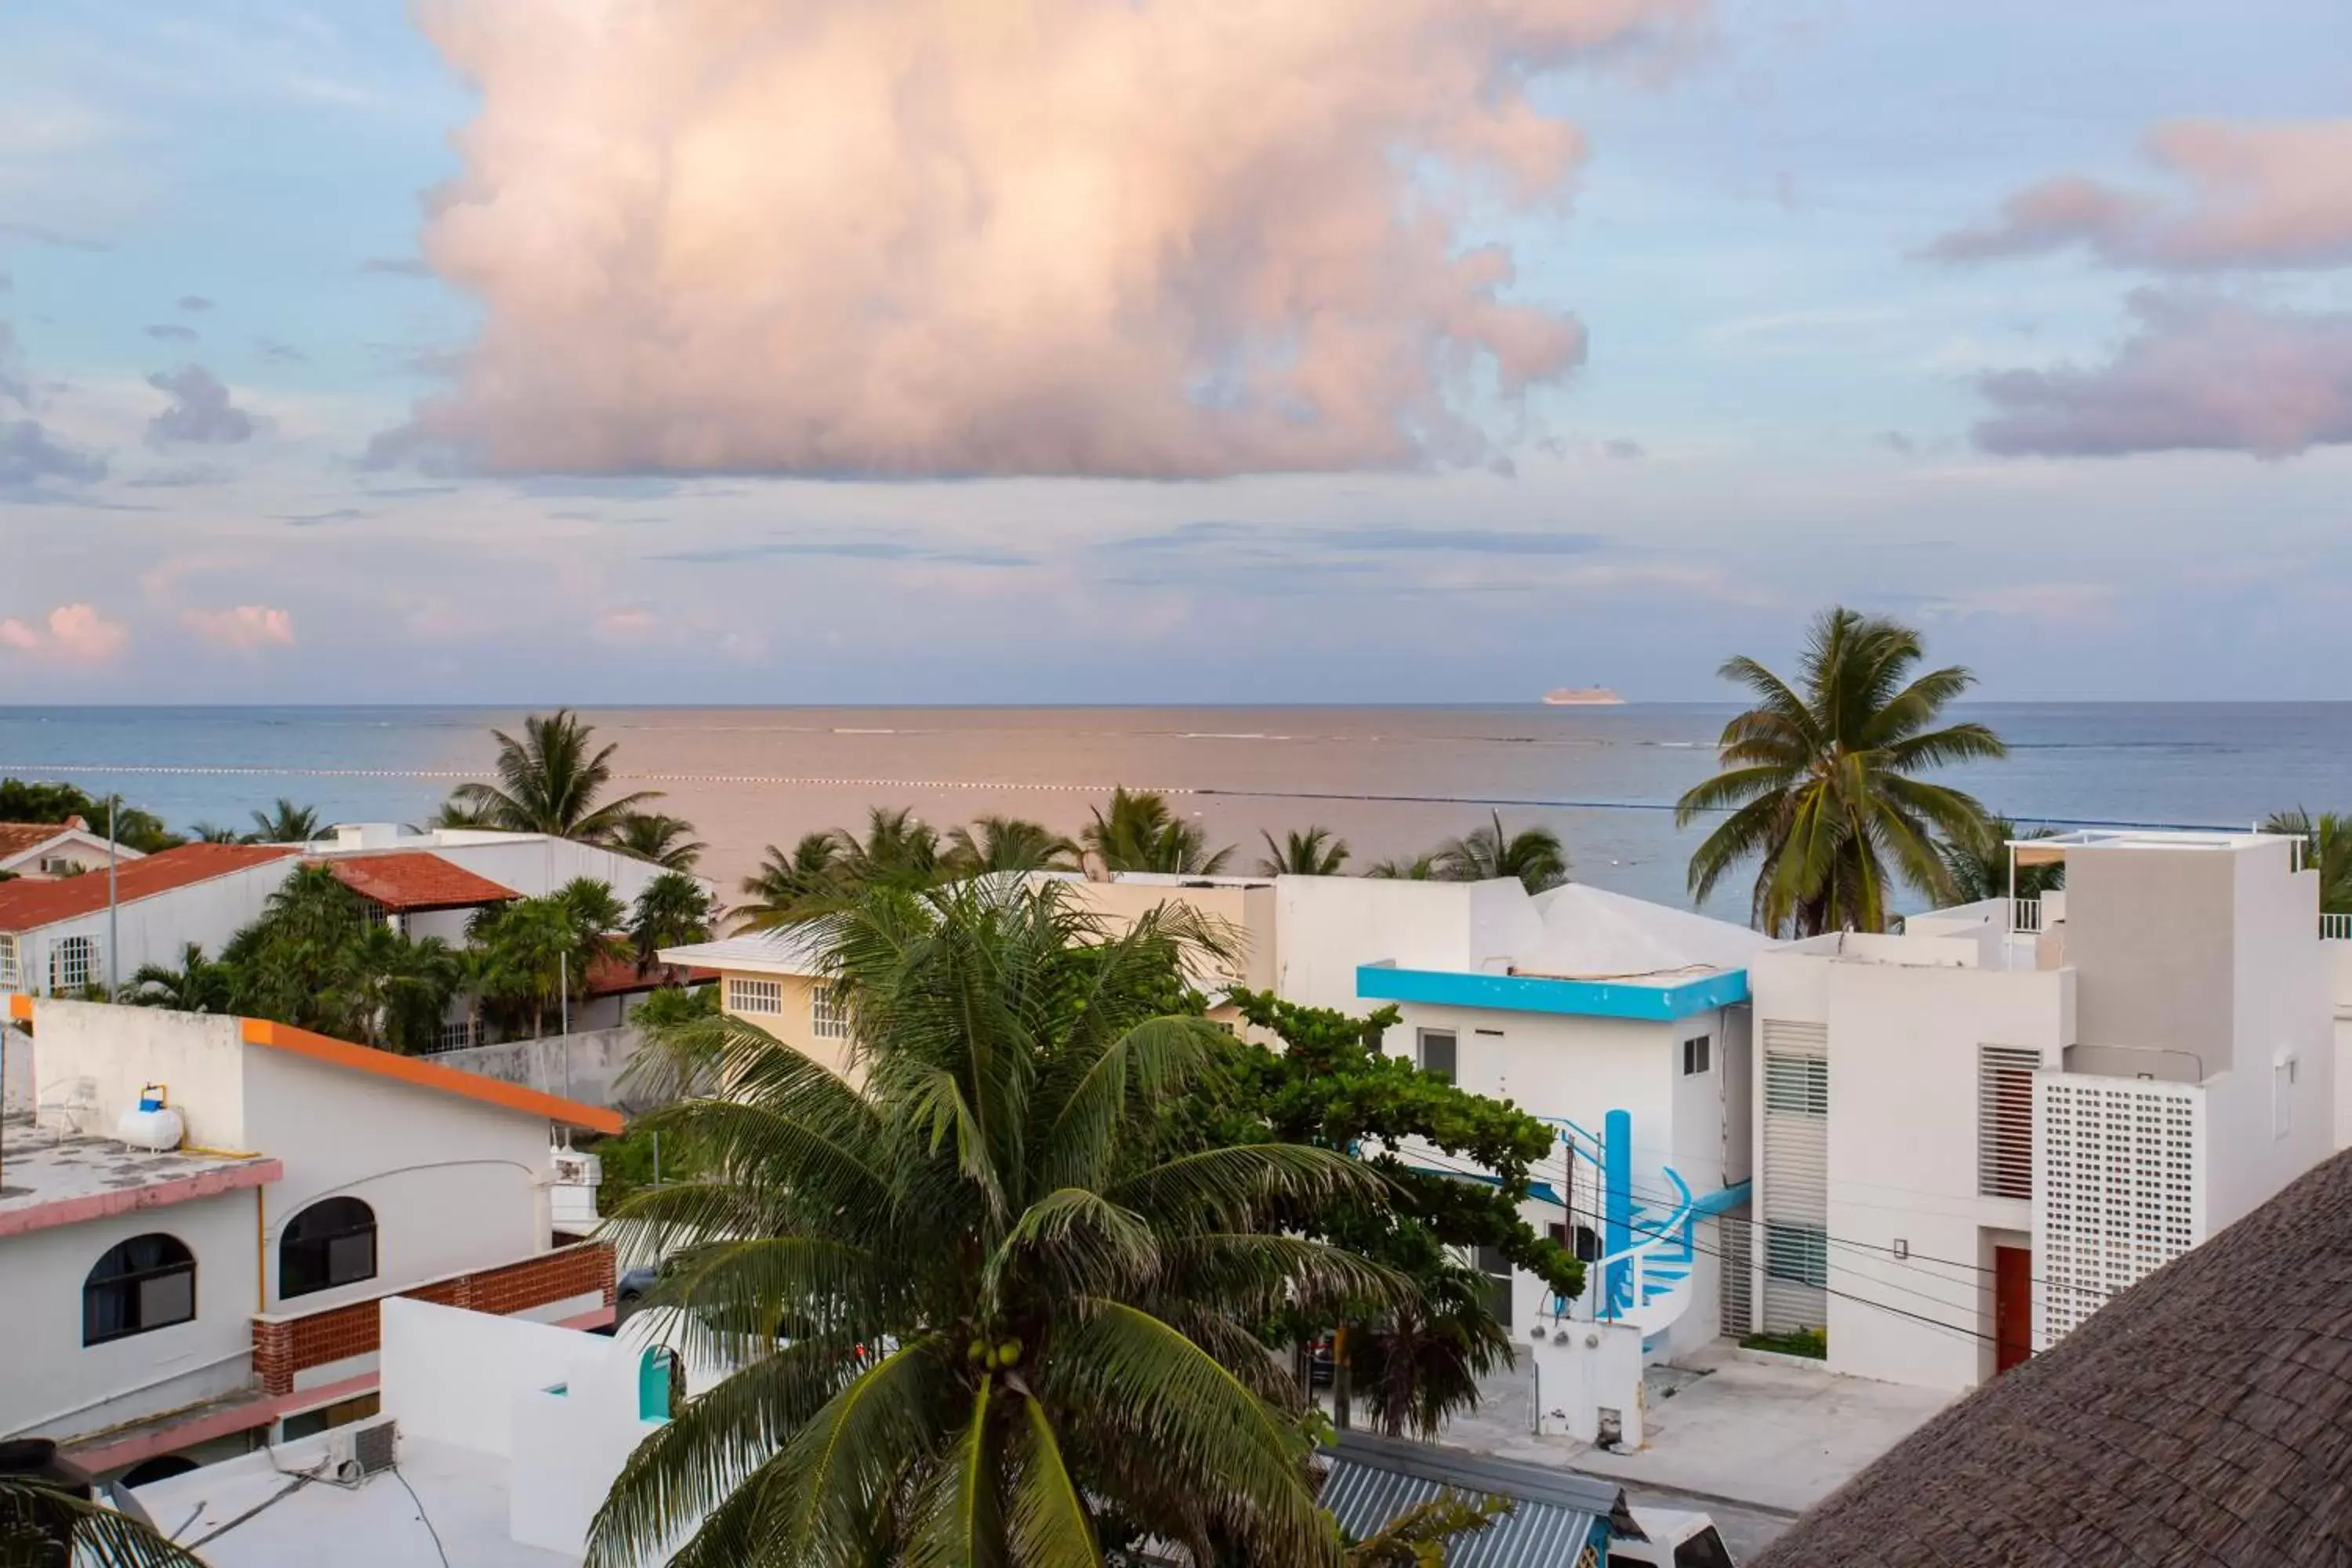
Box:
[0,1159,284,1239]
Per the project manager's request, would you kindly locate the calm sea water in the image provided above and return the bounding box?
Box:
[1,705,2344,917]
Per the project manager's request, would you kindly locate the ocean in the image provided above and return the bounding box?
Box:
[2,704,2345,917]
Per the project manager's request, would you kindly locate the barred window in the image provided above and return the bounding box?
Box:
[51,935,99,993]
[1763,1054,1828,1116]
[728,977,782,1015]
[0,934,17,990]
[811,983,850,1040]
[1978,1047,2039,1199]
[1763,1222,1828,1289]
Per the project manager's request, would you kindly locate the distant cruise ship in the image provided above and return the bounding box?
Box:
[1542,687,1625,706]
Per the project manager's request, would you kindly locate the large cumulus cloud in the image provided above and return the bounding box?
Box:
[379,0,1702,479]
[1973,291,2352,460]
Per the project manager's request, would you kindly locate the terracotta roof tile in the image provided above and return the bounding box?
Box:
[0,843,298,932]
[581,954,720,997]
[0,822,83,858]
[321,852,521,913]
[1755,1148,2352,1568]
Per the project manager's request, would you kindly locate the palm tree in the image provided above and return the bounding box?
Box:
[341,924,464,1052]
[0,1472,211,1567]
[223,863,373,1031]
[593,879,1403,1566]
[424,797,501,831]
[943,815,1080,875]
[185,822,242,844]
[1940,816,2064,906]
[614,811,706,871]
[833,805,943,890]
[1363,853,1440,880]
[1258,826,1349,877]
[1083,786,1235,875]
[739,833,848,927]
[445,710,661,844]
[1677,607,2007,937]
[471,882,624,1039]
[2263,808,2352,914]
[631,871,717,965]
[246,798,324,844]
[1435,812,1567,892]
[127,943,236,1013]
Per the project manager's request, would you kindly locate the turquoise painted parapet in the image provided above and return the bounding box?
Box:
[1356,962,1748,1021]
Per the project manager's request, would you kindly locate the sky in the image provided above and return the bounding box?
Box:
[2,0,2348,705]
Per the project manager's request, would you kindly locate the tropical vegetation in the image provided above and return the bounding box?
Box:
[247,797,325,844]
[1676,606,2007,936]
[0,778,180,854]
[594,878,1413,1567]
[1258,826,1349,877]
[1083,786,1235,874]
[1939,816,2064,905]
[0,1471,210,1567]
[614,811,708,871]
[2264,808,2352,915]
[437,709,663,844]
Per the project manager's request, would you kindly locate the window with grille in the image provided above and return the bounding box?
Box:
[1978,1047,2039,1200]
[279,1198,378,1300]
[1418,1029,1457,1084]
[0,934,16,990]
[1763,1054,1827,1116]
[728,977,782,1015]
[434,1018,477,1053]
[1682,1034,1711,1076]
[1763,1222,1828,1289]
[85,1233,196,1345]
[51,935,98,993]
[811,983,849,1040]
[2037,1076,2201,1345]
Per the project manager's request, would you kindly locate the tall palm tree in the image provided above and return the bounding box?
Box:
[1082,786,1234,875]
[1939,816,2064,906]
[341,924,464,1052]
[593,880,1403,1566]
[1435,812,1567,892]
[631,870,718,966]
[2263,808,2352,914]
[613,811,707,871]
[833,805,943,890]
[739,833,848,927]
[245,798,324,844]
[424,797,502,831]
[127,943,235,1013]
[185,822,243,844]
[1677,606,2007,937]
[943,815,1080,875]
[1258,826,1349,877]
[445,710,661,844]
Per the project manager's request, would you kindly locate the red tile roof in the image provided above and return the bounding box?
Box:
[582,954,720,997]
[323,852,521,913]
[0,822,84,858]
[0,844,299,933]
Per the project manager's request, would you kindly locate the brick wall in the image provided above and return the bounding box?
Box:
[251,1242,615,1396]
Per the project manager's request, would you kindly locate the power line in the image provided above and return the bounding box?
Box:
[391,1468,452,1568]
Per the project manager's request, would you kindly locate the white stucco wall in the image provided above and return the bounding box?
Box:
[242,1047,552,1313]
[0,1192,260,1443]
[12,859,296,1000]
[2332,942,2352,1149]
[30,1002,252,1150]
[2201,845,2334,1226]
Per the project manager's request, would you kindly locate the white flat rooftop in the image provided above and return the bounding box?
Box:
[0,1114,278,1236]
[132,1432,575,1568]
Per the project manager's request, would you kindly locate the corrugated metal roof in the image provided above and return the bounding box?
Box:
[1318,1434,1621,1566]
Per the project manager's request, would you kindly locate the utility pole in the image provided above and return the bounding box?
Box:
[558,949,572,1102]
[106,795,120,1000]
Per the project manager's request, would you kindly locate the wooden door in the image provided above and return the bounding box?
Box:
[1994,1246,2033,1373]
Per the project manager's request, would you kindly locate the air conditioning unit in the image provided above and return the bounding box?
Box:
[324,1420,398,1484]
[552,1150,602,1187]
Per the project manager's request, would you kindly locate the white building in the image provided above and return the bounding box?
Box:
[0,995,622,1486]
[1745,829,2347,1392]
[129,1295,704,1566]
[0,818,141,880]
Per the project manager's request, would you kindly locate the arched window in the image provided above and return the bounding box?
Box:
[85,1234,195,1345]
[280,1197,377,1299]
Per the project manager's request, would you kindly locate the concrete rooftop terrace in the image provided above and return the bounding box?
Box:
[0,1112,280,1238]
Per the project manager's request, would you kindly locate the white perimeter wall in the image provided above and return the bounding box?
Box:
[30,1002,252,1149]
[13,859,295,1000]
[0,1192,258,1443]
[243,1047,551,1313]
[1274,877,1540,1013]
[407,837,687,909]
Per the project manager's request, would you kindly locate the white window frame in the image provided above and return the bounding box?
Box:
[811,982,850,1040]
[1682,1034,1711,1076]
[0,933,17,991]
[51,935,100,994]
[1417,1028,1458,1084]
[728,976,782,1016]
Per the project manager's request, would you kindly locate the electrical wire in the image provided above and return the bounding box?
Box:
[391,1468,452,1568]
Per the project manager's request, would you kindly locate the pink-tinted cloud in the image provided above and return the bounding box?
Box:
[1930,118,2352,270]
[380,0,1704,480]
[1972,291,2352,459]
[0,604,129,663]
[183,604,296,649]
[593,607,660,644]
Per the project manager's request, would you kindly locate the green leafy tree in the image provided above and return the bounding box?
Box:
[442,710,662,843]
[0,779,181,853]
[2265,808,2352,915]
[1218,990,1581,1437]
[1939,816,2064,905]
[739,833,848,927]
[223,864,376,1032]
[245,798,324,844]
[832,805,943,890]
[127,943,237,1014]
[1083,786,1234,874]
[944,815,1080,874]
[1363,853,1440,881]
[340,924,465,1053]
[631,871,719,966]
[1258,826,1349,877]
[592,879,1403,1567]
[424,797,502,830]
[1434,813,1566,892]
[615,811,707,871]
[1676,607,2007,936]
